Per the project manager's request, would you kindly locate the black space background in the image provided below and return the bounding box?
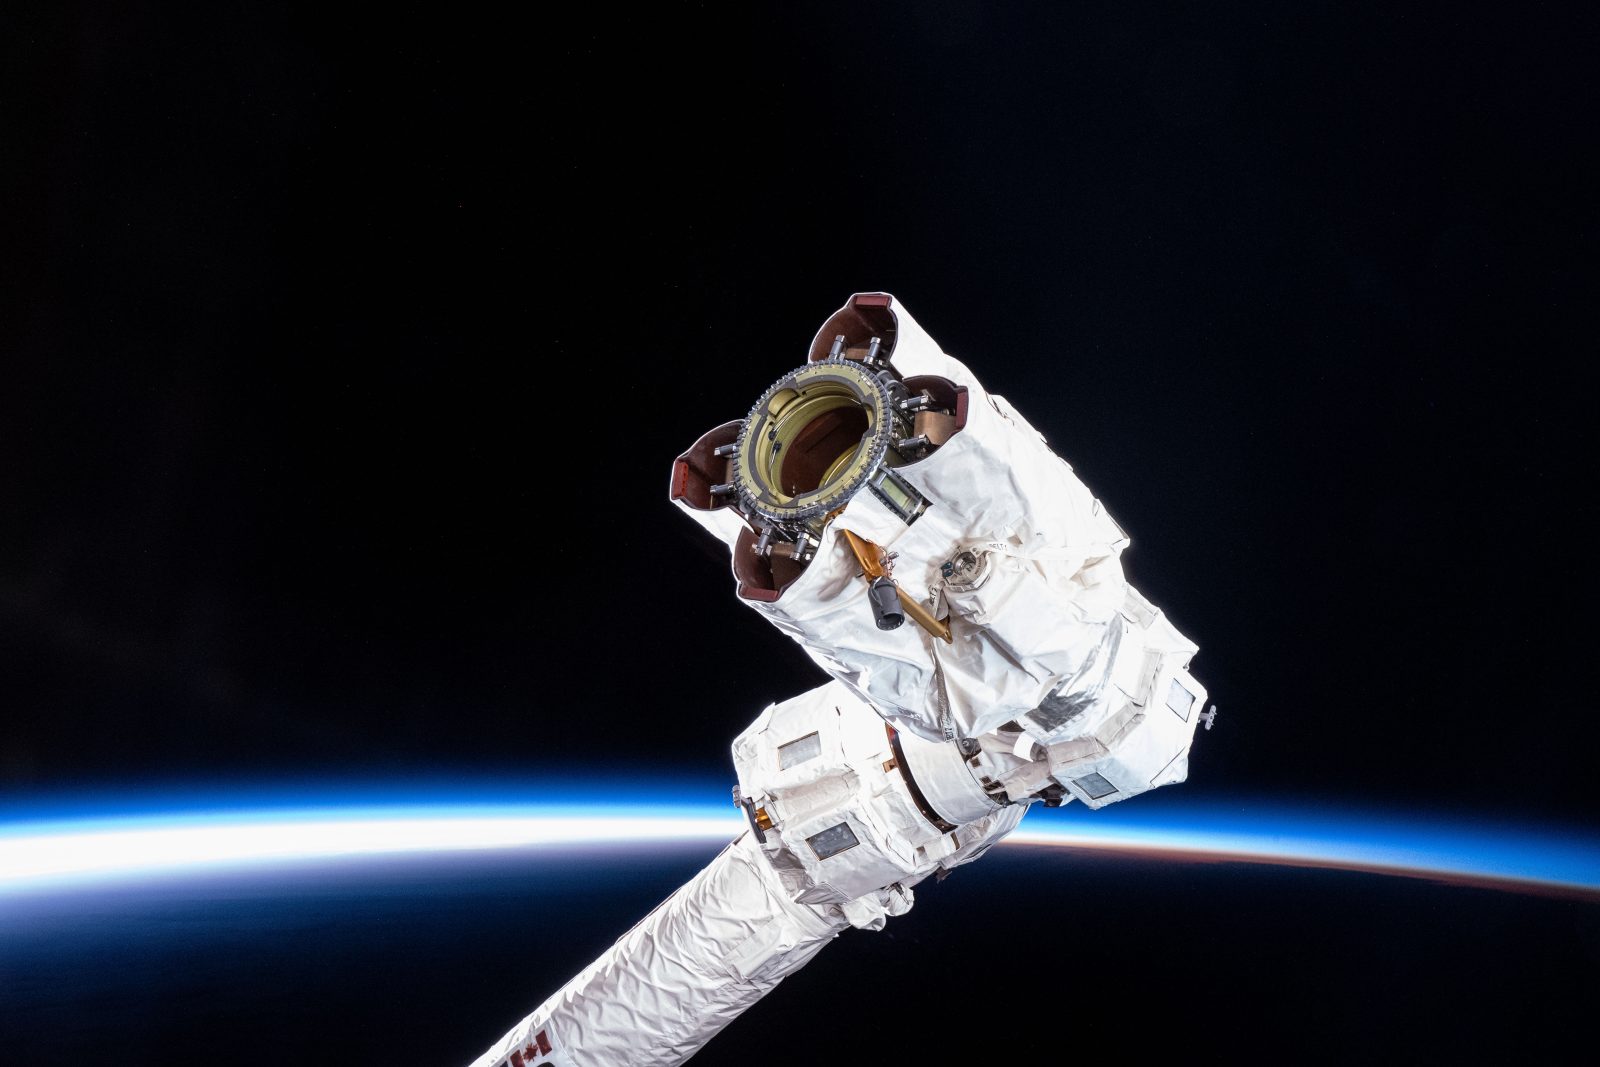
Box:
[2,3,1598,1064]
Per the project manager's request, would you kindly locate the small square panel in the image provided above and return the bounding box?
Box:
[1073,772,1118,800]
[867,467,929,524]
[806,822,860,860]
[778,731,822,770]
[1166,677,1194,722]
[1028,688,1089,733]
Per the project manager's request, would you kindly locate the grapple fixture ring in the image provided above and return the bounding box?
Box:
[733,358,901,536]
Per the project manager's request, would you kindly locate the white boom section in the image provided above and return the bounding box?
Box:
[466,833,846,1067]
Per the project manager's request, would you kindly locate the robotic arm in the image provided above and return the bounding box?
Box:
[470,294,1208,1067]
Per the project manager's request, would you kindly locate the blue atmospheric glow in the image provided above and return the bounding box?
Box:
[0,781,1596,898]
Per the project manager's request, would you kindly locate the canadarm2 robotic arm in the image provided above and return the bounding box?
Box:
[470,294,1208,1066]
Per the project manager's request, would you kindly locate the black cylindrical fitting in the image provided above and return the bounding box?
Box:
[868,576,904,630]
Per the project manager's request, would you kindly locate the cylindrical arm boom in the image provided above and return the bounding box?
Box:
[467,833,848,1067]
